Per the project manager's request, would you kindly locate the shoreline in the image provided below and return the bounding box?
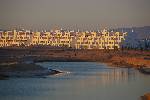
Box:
[0,63,62,80]
[0,48,150,79]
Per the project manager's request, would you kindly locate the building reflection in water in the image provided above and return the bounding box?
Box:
[69,68,141,90]
[99,68,139,85]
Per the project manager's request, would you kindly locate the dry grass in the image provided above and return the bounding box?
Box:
[0,48,150,68]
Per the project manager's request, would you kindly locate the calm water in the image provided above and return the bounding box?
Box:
[0,62,150,100]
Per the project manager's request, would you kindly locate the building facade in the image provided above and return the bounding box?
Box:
[0,29,127,49]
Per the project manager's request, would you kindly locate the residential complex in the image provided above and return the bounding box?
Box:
[0,29,127,49]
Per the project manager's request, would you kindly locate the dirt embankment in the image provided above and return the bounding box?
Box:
[109,56,150,68]
[0,63,62,80]
[108,50,150,68]
[0,47,150,68]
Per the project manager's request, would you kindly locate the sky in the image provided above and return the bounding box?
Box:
[0,0,150,30]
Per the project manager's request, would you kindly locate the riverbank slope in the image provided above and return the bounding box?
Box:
[0,63,62,80]
[0,47,150,79]
[0,47,149,68]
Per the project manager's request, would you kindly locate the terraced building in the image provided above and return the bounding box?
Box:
[0,29,127,49]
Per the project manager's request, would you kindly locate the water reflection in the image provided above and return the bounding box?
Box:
[99,68,138,85]
[67,68,139,90]
[41,62,139,85]
[0,62,150,100]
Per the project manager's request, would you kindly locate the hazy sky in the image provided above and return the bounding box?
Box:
[0,0,150,30]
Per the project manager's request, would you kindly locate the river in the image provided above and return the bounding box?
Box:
[0,62,150,100]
